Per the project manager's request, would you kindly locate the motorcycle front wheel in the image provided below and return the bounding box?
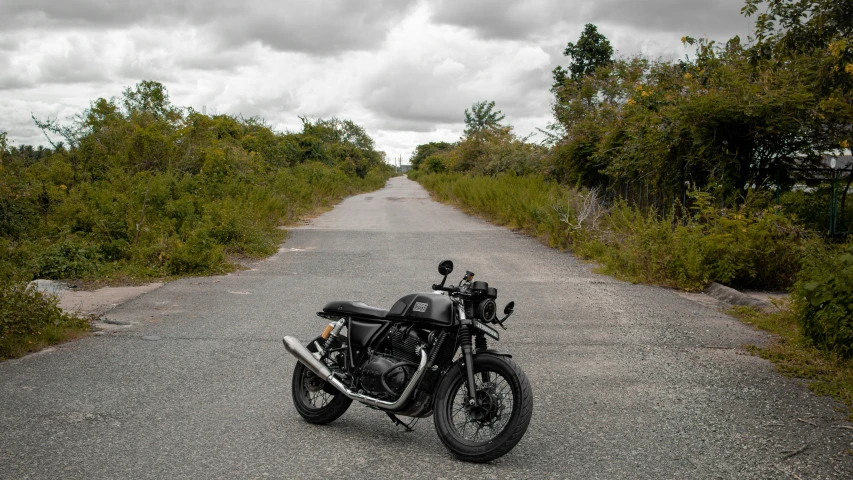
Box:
[290,339,352,424]
[433,354,533,463]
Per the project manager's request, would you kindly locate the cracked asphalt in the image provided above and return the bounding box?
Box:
[1,176,851,479]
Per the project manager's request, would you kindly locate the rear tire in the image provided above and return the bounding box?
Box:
[433,354,533,463]
[290,339,352,424]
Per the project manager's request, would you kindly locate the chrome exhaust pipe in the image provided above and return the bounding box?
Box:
[282,336,331,379]
[282,335,428,411]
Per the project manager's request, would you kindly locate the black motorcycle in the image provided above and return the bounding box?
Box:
[282,260,533,462]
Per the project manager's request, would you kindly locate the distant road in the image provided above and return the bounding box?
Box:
[1,176,850,479]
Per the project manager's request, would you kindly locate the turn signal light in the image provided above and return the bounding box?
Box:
[321,324,334,339]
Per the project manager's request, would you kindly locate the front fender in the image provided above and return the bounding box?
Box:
[435,350,513,390]
[440,350,513,382]
[474,348,512,358]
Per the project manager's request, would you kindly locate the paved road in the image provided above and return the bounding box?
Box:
[2,177,851,479]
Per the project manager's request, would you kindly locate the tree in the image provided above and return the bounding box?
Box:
[122,80,180,122]
[743,0,853,55]
[31,114,85,188]
[742,0,853,173]
[410,142,453,170]
[0,132,7,161]
[463,101,505,136]
[552,24,614,89]
[296,117,384,177]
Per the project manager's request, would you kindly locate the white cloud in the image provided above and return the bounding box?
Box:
[432,59,466,77]
[0,0,755,163]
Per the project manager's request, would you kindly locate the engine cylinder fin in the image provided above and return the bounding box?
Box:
[390,327,422,364]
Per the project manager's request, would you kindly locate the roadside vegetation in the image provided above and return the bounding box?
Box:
[730,306,853,419]
[0,80,394,359]
[409,0,853,411]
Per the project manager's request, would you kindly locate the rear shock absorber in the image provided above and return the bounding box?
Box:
[315,318,346,359]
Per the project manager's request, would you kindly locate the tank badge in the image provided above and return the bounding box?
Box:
[413,302,428,313]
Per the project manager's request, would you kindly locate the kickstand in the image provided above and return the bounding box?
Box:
[385,412,418,432]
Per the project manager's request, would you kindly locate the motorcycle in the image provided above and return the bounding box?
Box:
[282,260,533,463]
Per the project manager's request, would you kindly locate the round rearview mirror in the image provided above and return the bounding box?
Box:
[504,301,515,315]
[438,260,454,276]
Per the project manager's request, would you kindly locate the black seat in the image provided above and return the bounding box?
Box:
[322,300,388,319]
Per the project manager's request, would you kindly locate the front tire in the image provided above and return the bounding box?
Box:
[290,340,352,424]
[433,354,533,463]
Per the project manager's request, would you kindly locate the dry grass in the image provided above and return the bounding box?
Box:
[729,305,853,418]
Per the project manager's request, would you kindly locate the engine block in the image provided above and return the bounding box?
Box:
[389,327,423,364]
[360,353,417,399]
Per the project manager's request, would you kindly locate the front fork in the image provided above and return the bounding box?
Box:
[460,326,478,405]
[457,304,481,407]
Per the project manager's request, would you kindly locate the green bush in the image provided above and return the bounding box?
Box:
[0,281,89,360]
[35,239,103,279]
[781,188,853,234]
[792,243,853,359]
[0,195,39,239]
[165,234,225,275]
[576,191,809,290]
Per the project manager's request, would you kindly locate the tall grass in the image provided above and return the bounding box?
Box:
[411,171,811,291]
[412,171,573,249]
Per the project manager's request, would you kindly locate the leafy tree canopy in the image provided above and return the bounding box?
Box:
[122,80,180,121]
[464,100,505,136]
[743,0,853,54]
[552,23,614,89]
[410,141,454,170]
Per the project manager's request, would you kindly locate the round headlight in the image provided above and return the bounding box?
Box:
[478,299,496,322]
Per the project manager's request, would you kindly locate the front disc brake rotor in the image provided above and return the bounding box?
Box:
[465,382,501,422]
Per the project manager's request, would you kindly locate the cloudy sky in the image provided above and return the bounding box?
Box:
[1,0,753,163]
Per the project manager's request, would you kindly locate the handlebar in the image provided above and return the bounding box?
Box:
[431,284,459,293]
[432,284,473,299]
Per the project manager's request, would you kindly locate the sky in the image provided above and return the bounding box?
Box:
[0,0,753,164]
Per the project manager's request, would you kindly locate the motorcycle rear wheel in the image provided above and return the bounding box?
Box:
[433,354,533,463]
[290,340,352,424]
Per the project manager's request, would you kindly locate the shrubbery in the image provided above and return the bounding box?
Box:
[576,192,810,291]
[0,281,90,359]
[412,172,812,291]
[0,81,394,283]
[792,243,853,359]
[0,81,394,359]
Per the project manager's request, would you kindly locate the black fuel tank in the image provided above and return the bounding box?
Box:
[386,293,453,326]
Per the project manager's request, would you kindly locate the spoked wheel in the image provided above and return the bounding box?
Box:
[434,354,533,463]
[290,339,352,424]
